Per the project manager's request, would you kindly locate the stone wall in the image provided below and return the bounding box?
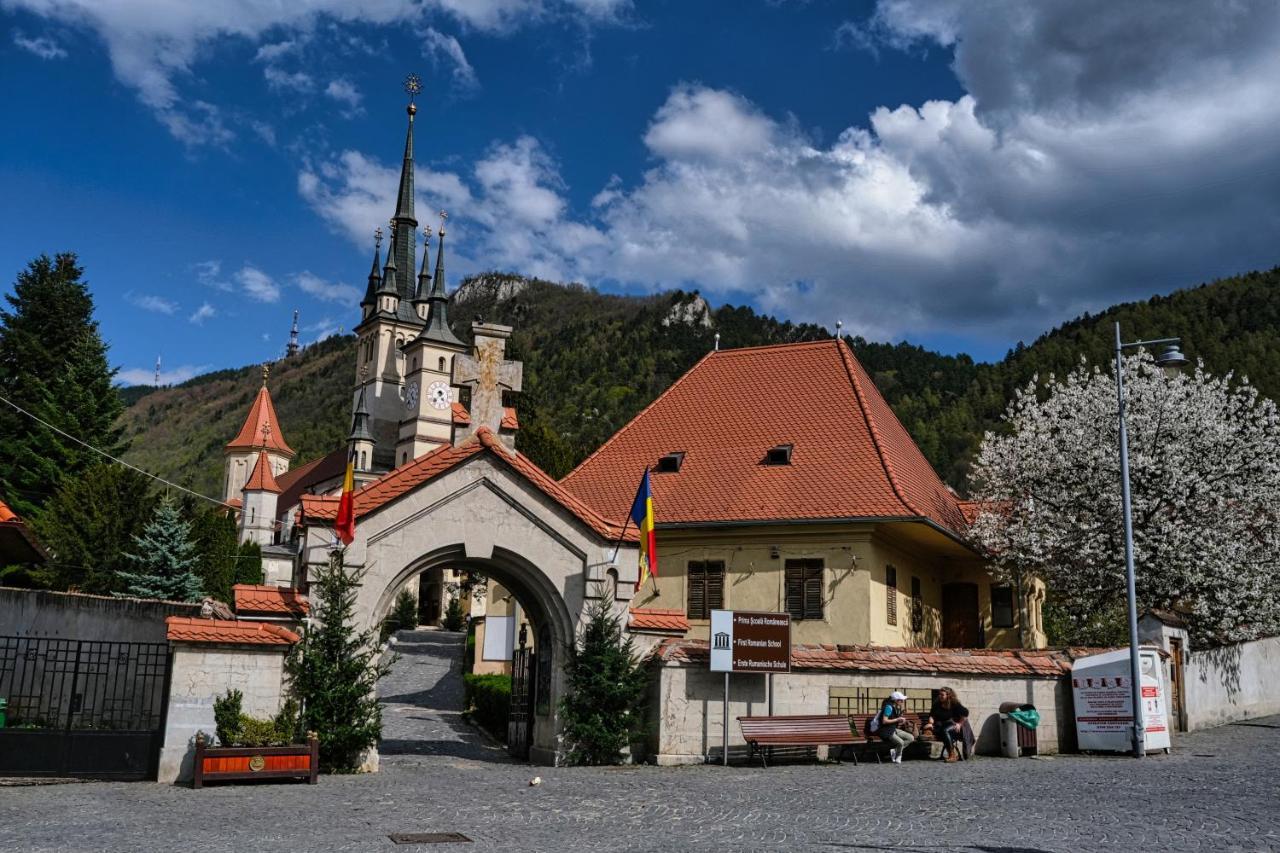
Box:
[0,587,199,642]
[157,644,289,784]
[1185,635,1280,731]
[648,662,1071,765]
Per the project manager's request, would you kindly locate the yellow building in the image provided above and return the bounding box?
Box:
[560,339,1045,650]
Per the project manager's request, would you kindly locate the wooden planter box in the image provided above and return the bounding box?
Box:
[193,731,318,788]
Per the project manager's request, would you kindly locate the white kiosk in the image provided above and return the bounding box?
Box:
[1071,647,1171,752]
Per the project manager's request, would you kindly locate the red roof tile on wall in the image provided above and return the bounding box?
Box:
[560,340,968,536]
[225,386,295,457]
[628,608,690,633]
[301,428,628,541]
[233,584,309,616]
[165,616,299,645]
[651,639,1079,678]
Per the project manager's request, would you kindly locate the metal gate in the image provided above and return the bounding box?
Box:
[508,646,535,760]
[0,636,171,780]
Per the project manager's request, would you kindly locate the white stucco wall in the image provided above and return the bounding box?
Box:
[157,644,288,784]
[1185,635,1280,731]
[649,663,1070,765]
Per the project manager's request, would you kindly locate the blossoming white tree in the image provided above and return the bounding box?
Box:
[969,352,1280,647]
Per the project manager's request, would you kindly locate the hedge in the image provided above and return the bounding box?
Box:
[463,673,511,741]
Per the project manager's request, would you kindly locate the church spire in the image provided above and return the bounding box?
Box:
[348,380,375,444]
[390,74,420,303]
[378,223,399,304]
[419,211,463,347]
[361,227,383,311]
[413,228,432,313]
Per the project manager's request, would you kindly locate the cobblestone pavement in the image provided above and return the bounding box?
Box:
[2,628,1278,853]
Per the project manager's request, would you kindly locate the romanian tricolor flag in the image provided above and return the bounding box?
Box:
[334,449,356,545]
[630,468,657,591]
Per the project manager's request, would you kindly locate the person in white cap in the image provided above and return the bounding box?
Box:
[876,691,914,763]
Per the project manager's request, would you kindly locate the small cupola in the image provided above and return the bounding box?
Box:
[655,451,685,473]
[763,443,793,466]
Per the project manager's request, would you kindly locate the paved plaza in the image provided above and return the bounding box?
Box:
[2,629,1277,853]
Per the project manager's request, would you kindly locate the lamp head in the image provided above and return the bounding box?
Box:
[1155,343,1188,370]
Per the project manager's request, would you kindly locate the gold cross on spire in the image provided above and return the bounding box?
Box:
[374,226,383,249]
[261,363,270,386]
[438,210,448,236]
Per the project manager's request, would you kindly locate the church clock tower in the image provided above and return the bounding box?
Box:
[350,76,427,470]
[398,213,467,465]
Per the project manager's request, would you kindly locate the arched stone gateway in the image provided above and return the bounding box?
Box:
[299,428,638,765]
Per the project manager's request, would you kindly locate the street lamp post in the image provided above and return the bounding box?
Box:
[1113,321,1187,758]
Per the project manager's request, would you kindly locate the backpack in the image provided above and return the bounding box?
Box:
[865,711,881,736]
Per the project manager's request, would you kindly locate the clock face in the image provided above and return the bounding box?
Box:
[427,381,451,410]
[403,384,419,410]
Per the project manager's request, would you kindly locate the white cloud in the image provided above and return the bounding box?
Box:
[421,27,478,90]
[263,66,313,93]
[236,265,280,303]
[324,78,363,114]
[126,291,178,315]
[303,317,343,342]
[118,363,210,386]
[4,1,625,145]
[12,31,67,59]
[643,85,777,161]
[193,259,232,291]
[188,302,216,324]
[293,271,362,305]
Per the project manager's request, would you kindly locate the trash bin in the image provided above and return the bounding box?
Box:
[998,702,1039,757]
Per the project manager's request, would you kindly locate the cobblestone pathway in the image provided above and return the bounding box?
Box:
[1,629,1277,852]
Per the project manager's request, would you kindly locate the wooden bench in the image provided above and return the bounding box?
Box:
[737,715,860,768]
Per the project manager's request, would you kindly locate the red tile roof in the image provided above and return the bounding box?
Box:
[243,451,282,494]
[451,402,519,431]
[301,428,628,541]
[0,498,17,523]
[233,584,309,616]
[165,616,299,645]
[561,340,969,536]
[628,608,690,633]
[0,497,45,563]
[225,385,295,457]
[275,446,348,511]
[651,639,1081,677]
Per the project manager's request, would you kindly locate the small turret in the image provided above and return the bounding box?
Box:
[417,211,464,347]
[413,228,432,322]
[348,370,376,473]
[377,223,400,315]
[361,227,383,321]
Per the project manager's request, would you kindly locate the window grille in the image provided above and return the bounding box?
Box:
[911,576,923,633]
[886,565,898,626]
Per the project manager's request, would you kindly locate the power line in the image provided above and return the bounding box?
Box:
[0,392,232,510]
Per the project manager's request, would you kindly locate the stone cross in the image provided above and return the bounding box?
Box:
[452,323,522,441]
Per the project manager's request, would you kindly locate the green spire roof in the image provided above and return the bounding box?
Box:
[348,381,375,443]
[417,217,463,347]
[361,229,382,308]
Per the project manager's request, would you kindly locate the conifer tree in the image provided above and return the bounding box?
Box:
[559,600,648,766]
[0,254,124,517]
[190,509,240,603]
[286,550,391,772]
[234,540,264,585]
[115,497,204,602]
[32,463,156,593]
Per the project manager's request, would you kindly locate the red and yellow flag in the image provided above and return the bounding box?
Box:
[629,468,657,591]
[334,449,356,545]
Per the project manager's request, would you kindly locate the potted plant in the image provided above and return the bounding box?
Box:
[192,690,317,787]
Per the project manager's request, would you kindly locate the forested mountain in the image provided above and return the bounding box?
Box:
[118,266,1280,498]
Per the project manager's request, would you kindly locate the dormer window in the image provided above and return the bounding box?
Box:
[655,451,685,473]
[764,444,793,466]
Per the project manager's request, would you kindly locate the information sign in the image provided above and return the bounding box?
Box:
[709,609,791,674]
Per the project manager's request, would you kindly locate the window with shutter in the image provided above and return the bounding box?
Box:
[785,559,824,620]
[886,566,898,626]
[686,561,725,620]
[910,576,923,633]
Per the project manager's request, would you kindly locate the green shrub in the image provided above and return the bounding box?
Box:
[380,589,420,642]
[442,596,465,631]
[213,689,243,746]
[234,715,285,747]
[463,630,476,673]
[463,673,511,741]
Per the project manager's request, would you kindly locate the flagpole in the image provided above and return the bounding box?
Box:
[608,513,633,565]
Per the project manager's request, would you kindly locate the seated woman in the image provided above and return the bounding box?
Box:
[927,686,970,762]
[876,691,914,764]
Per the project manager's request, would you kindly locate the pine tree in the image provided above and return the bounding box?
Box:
[286,550,391,772]
[559,600,648,766]
[32,463,156,593]
[115,497,204,602]
[234,541,264,585]
[0,254,124,517]
[190,509,240,603]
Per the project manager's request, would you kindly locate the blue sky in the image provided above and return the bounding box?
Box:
[2,1,1279,384]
